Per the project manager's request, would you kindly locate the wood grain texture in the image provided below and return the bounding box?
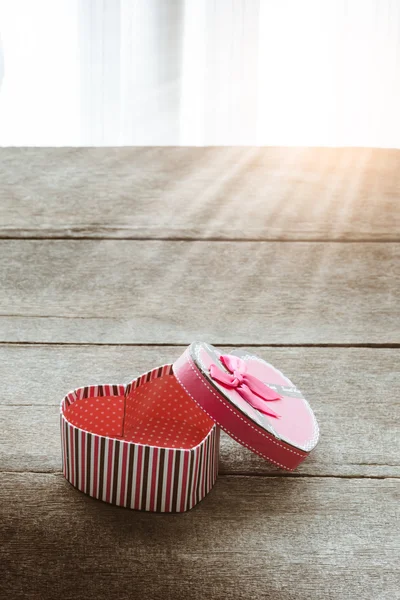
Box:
[0,345,398,477]
[1,473,399,600]
[1,146,398,600]
[1,147,399,241]
[0,240,398,344]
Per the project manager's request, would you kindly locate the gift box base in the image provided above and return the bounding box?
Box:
[60,364,219,512]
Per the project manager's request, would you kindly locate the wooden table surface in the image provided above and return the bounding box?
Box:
[0,147,399,600]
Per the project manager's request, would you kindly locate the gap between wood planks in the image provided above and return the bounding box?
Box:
[0,471,398,480]
[1,341,399,348]
[1,234,400,242]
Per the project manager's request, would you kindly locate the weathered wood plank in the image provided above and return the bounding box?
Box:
[0,345,398,477]
[1,473,398,600]
[1,147,399,241]
[0,241,398,344]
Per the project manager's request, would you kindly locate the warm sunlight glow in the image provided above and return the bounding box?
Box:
[257,0,400,147]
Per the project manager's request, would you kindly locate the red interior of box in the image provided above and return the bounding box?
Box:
[63,374,213,450]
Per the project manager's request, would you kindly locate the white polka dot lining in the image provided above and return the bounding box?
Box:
[63,374,214,451]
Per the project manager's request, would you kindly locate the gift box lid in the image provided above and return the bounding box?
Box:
[173,342,319,471]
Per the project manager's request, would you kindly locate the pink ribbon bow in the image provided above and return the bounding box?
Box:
[209,354,281,418]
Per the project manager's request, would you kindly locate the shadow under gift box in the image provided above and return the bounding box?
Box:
[60,364,219,513]
[60,342,319,512]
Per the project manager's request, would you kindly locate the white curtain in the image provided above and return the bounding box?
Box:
[0,0,399,147]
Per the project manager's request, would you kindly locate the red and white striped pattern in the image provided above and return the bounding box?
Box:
[60,365,219,512]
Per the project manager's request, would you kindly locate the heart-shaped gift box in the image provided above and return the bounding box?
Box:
[60,342,319,512]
